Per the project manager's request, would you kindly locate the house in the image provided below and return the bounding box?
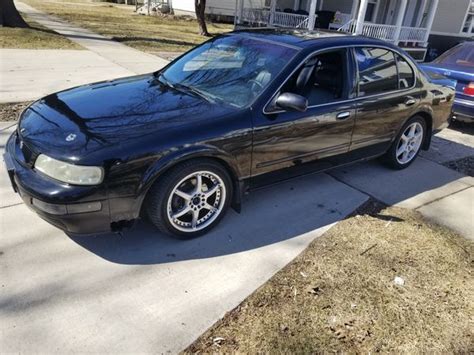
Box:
[167,0,473,61]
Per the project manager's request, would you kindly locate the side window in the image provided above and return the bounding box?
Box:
[396,55,415,89]
[280,49,348,106]
[355,47,398,96]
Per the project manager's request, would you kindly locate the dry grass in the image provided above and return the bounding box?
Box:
[0,15,81,49]
[0,102,32,122]
[186,201,474,353]
[21,0,233,53]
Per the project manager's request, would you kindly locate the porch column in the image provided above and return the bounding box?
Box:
[235,0,244,25]
[415,0,428,27]
[423,0,439,43]
[393,0,408,44]
[269,0,277,25]
[355,0,368,34]
[350,0,359,20]
[307,0,318,30]
[293,0,300,12]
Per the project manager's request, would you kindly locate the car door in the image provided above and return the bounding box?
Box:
[350,47,422,154]
[250,48,357,187]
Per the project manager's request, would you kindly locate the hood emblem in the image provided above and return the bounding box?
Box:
[65,133,77,142]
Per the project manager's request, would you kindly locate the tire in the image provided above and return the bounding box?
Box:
[145,159,233,239]
[382,116,426,170]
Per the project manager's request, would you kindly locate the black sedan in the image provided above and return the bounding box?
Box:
[3,29,454,238]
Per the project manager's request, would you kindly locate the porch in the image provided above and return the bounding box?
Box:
[235,0,439,51]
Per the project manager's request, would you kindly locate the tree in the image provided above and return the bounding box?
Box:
[0,0,29,28]
[194,0,210,37]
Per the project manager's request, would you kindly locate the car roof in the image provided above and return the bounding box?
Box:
[231,27,396,50]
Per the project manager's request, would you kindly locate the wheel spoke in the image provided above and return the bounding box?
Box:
[397,142,407,157]
[174,189,192,201]
[203,202,217,212]
[408,124,416,138]
[195,174,203,194]
[191,209,199,229]
[173,206,191,219]
[204,184,219,198]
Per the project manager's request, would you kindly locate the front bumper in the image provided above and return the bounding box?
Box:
[4,132,112,234]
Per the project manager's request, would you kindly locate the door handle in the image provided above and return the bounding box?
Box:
[405,97,416,106]
[336,111,351,120]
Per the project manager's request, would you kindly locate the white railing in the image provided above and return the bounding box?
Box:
[241,8,270,26]
[273,12,309,28]
[241,8,308,29]
[399,26,429,44]
[361,23,398,42]
[337,19,356,33]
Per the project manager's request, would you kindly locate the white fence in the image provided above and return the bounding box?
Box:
[241,8,308,28]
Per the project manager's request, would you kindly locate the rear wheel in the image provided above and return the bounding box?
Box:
[145,159,232,239]
[383,116,426,170]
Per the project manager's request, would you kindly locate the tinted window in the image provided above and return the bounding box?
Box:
[161,35,297,108]
[397,55,415,89]
[355,48,398,96]
[280,49,347,106]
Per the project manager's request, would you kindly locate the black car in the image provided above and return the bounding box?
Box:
[3,29,454,238]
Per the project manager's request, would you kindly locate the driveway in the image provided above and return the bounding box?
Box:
[0,123,472,353]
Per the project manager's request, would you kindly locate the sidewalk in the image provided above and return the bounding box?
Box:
[15,1,169,74]
[0,2,169,103]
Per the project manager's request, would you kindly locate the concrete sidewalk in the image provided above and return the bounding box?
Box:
[0,2,169,103]
[15,1,169,74]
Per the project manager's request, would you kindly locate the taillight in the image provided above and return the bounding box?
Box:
[463,82,474,96]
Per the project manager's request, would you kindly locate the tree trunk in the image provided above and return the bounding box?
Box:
[195,0,210,37]
[0,0,29,28]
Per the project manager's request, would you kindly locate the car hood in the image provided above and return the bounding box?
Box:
[18,74,232,163]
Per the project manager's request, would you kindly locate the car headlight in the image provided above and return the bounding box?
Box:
[34,154,104,185]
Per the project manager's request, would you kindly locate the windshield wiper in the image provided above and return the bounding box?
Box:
[173,83,217,104]
[156,73,176,89]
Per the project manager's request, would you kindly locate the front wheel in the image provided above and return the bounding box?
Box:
[145,159,232,239]
[383,116,426,170]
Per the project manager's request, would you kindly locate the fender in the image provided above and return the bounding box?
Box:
[136,144,244,213]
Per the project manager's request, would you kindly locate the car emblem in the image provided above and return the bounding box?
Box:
[443,71,451,76]
[65,133,77,142]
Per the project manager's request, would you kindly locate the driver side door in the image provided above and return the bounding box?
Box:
[250,48,356,187]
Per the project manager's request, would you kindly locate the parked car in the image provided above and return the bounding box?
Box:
[421,41,474,122]
[3,29,454,238]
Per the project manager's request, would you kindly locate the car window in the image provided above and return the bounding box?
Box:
[160,35,298,108]
[355,47,398,96]
[397,55,415,89]
[279,49,348,106]
[433,44,474,68]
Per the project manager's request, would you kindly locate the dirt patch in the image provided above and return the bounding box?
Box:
[0,102,32,122]
[443,156,474,177]
[186,201,473,353]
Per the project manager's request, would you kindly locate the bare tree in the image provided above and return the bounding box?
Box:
[194,0,210,37]
[0,0,29,27]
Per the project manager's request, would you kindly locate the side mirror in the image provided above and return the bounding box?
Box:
[275,92,308,112]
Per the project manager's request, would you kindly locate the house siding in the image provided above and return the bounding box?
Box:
[431,0,471,34]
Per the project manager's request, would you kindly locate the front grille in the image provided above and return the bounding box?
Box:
[17,136,38,167]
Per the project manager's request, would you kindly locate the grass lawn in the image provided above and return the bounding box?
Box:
[20,0,233,54]
[0,14,81,49]
[187,201,473,353]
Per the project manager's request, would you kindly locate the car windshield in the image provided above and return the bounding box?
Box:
[158,34,298,108]
[433,43,474,68]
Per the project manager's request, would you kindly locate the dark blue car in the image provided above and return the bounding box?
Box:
[421,42,474,122]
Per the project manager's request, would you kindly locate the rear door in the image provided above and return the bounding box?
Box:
[350,47,422,154]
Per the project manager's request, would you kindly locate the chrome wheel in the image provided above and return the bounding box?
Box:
[396,122,423,165]
[166,171,226,233]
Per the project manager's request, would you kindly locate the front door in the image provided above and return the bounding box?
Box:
[251,48,356,187]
